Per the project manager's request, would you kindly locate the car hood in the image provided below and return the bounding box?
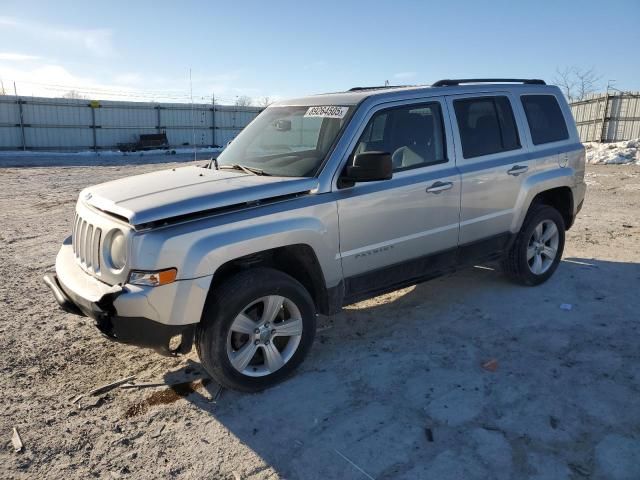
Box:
[81,165,318,227]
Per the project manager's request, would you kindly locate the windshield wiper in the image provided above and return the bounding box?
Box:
[218,164,268,176]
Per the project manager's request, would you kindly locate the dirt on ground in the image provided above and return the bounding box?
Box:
[1,154,639,480]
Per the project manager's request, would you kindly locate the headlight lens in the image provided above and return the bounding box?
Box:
[107,230,127,270]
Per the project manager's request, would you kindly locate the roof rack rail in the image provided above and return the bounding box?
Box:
[432,78,546,87]
[348,85,412,92]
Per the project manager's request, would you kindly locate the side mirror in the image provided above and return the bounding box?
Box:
[342,151,392,184]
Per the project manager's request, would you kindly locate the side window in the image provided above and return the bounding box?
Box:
[369,114,387,142]
[354,102,447,171]
[521,95,569,145]
[453,96,521,158]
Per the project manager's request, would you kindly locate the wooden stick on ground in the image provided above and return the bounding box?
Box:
[87,375,136,396]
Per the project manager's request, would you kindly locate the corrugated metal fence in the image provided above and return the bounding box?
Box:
[0,95,263,151]
[8,92,637,149]
[570,92,640,142]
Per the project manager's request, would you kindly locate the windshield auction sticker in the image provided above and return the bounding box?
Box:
[304,106,349,118]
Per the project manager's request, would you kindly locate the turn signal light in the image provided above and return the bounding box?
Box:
[128,268,177,287]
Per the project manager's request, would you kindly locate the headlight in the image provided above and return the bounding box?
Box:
[106,230,127,270]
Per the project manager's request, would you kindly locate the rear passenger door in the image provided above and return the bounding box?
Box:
[447,93,533,249]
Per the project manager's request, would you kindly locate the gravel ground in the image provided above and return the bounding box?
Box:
[1,154,639,480]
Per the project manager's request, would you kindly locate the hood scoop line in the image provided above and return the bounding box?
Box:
[89,205,131,225]
[135,190,311,230]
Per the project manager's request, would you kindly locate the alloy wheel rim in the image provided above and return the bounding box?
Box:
[527,219,559,275]
[226,295,303,377]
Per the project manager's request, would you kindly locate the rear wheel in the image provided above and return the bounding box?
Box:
[196,268,316,392]
[503,204,565,286]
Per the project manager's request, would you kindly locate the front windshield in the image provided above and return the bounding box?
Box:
[216,105,353,177]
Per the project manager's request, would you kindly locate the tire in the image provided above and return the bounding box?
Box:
[195,268,316,392]
[502,204,565,286]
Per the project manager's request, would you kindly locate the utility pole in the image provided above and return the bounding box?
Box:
[189,68,196,161]
[211,91,216,147]
[14,81,26,150]
[600,80,616,143]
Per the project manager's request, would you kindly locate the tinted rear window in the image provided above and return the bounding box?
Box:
[453,96,521,158]
[521,95,569,145]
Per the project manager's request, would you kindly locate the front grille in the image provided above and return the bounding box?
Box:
[72,213,102,274]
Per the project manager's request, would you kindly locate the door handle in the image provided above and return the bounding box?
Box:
[507,165,529,176]
[426,181,453,194]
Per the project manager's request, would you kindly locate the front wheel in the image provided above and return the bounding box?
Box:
[502,205,565,286]
[195,268,316,392]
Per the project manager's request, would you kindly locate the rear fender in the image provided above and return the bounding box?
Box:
[512,167,576,232]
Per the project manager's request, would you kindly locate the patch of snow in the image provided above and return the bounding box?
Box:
[584,139,640,165]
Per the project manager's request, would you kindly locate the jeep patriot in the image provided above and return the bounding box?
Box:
[45,79,586,391]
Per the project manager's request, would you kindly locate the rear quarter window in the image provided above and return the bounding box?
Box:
[521,95,569,145]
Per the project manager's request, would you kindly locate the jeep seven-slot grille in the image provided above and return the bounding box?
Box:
[72,214,102,273]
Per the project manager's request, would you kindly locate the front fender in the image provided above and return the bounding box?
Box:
[130,198,341,287]
[194,217,333,279]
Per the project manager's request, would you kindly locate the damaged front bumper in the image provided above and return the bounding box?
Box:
[44,238,195,355]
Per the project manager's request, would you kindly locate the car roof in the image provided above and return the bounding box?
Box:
[273,81,560,107]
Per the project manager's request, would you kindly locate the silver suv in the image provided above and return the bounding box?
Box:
[45,79,586,391]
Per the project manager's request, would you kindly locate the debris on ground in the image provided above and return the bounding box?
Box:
[569,463,592,477]
[88,375,137,396]
[78,395,105,410]
[482,359,499,372]
[150,425,165,439]
[560,303,573,311]
[11,427,23,453]
[121,374,212,391]
[334,449,375,480]
[213,384,224,402]
[120,382,168,390]
[425,427,434,442]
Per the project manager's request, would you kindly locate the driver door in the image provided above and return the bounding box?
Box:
[336,99,461,299]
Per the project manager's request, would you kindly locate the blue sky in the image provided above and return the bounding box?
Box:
[0,0,638,104]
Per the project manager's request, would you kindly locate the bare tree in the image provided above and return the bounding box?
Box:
[63,90,85,99]
[575,68,600,101]
[235,95,253,107]
[258,96,274,108]
[554,67,601,102]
